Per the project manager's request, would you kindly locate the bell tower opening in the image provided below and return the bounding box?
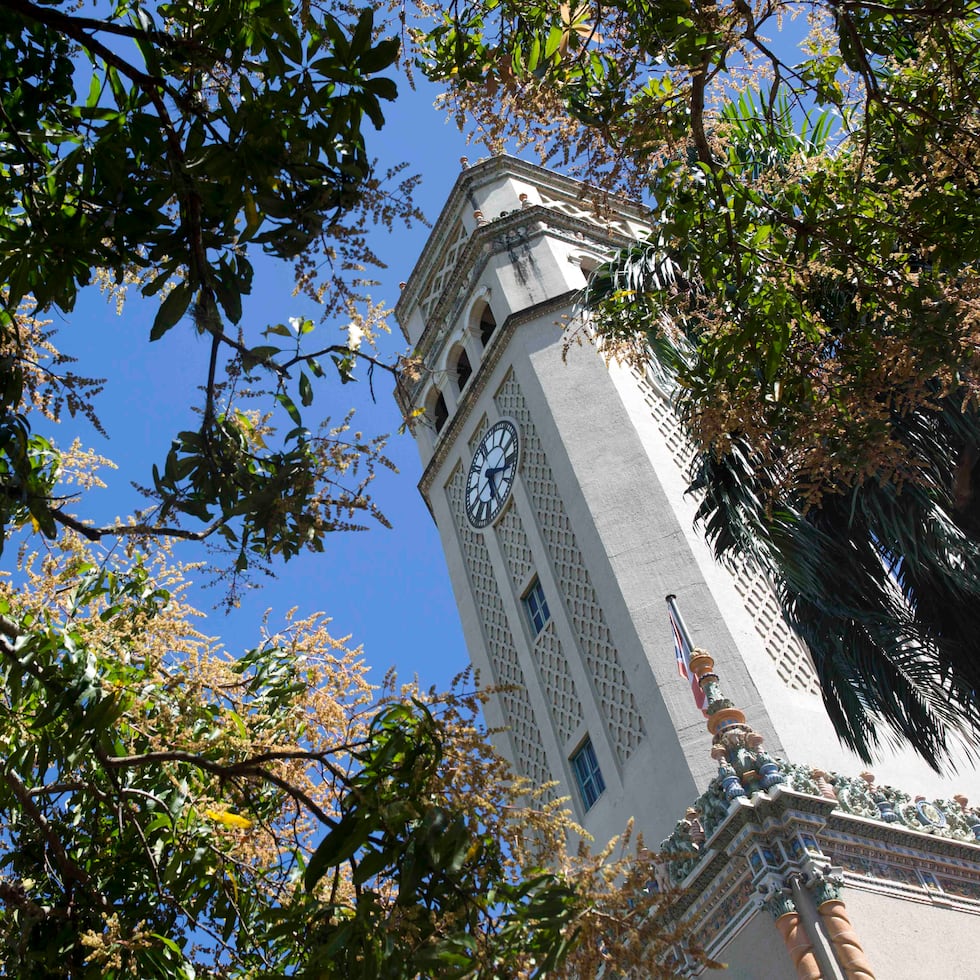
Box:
[477,303,497,347]
[455,349,472,391]
[431,390,448,434]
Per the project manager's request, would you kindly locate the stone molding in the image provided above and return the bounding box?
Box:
[394,155,650,336]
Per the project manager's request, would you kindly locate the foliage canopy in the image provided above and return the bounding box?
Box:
[1,539,668,977]
[1,0,424,581]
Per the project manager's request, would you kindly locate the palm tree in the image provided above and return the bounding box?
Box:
[689,407,980,768]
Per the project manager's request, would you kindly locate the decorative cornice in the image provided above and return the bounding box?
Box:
[664,784,980,919]
[394,155,650,336]
[823,806,980,859]
[659,644,980,940]
[666,788,839,911]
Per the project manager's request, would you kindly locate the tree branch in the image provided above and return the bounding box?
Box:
[101,745,351,775]
[11,0,165,98]
[833,0,961,18]
[214,326,402,386]
[0,768,105,900]
[2,0,215,47]
[97,746,351,826]
[252,765,336,827]
[12,0,218,309]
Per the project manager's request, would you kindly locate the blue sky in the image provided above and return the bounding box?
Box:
[43,72,481,693]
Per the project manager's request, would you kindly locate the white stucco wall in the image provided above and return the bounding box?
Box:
[841,886,980,978]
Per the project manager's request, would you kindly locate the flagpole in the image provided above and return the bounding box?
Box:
[665,593,695,651]
[666,593,709,716]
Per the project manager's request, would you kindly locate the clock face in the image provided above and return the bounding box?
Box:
[465,419,520,528]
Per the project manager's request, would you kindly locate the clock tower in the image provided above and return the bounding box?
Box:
[394,155,979,854]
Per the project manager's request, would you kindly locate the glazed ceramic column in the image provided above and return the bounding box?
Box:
[816,899,876,980]
[808,874,875,980]
[769,891,824,980]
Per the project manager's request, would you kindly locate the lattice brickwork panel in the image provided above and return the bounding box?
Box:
[735,572,822,694]
[468,415,489,455]
[633,367,821,696]
[419,219,470,321]
[495,504,535,589]
[445,465,554,790]
[533,620,584,746]
[495,372,646,763]
[495,504,584,746]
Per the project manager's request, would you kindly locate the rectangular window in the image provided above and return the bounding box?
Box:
[571,737,606,810]
[522,577,551,636]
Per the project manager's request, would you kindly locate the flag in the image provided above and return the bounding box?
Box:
[667,596,708,715]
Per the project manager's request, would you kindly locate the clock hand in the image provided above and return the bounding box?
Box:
[485,463,512,499]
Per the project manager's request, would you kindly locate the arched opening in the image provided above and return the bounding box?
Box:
[433,392,448,434]
[478,304,497,347]
[456,349,472,391]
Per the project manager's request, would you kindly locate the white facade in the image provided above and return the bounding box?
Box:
[394,155,980,852]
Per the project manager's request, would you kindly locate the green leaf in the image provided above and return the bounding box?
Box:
[359,38,400,75]
[350,9,375,59]
[305,813,372,891]
[240,344,280,371]
[151,283,192,341]
[276,392,302,425]
[544,25,563,60]
[299,371,313,407]
[365,76,398,101]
